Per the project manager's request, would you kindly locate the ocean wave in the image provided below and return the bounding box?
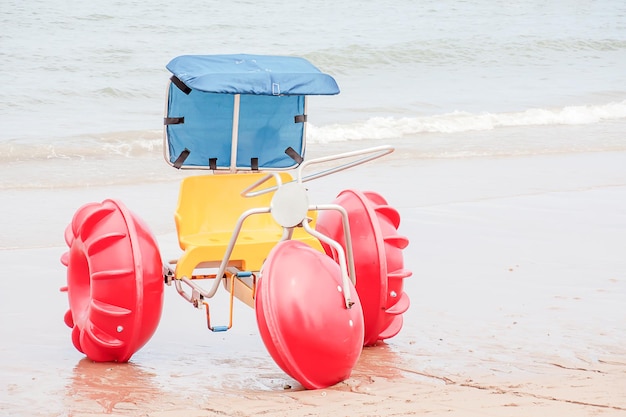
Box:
[1,101,625,163]
[307,100,626,143]
[305,37,626,73]
[305,43,462,73]
[0,130,163,163]
[534,38,626,53]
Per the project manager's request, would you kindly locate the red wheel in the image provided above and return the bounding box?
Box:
[60,199,164,362]
[316,190,412,346]
[255,240,364,389]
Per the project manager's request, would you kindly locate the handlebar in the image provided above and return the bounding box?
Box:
[241,145,394,198]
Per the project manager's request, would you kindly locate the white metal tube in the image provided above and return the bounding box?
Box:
[230,94,241,171]
[206,206,271,298]
[296,145,394,184]
[302,220,354,309]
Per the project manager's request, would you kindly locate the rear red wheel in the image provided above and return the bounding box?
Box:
[60,199,164,362]
[316,190,412,346]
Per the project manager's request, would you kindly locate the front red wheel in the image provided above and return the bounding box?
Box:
[255,240,364,389]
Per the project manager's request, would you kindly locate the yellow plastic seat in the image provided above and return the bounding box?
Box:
[174,172,322,279]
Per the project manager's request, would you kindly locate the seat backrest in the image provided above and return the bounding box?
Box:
[165,82,307,171]
[174,172,292,241]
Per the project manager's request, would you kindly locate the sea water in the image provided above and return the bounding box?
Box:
[1,0,625,188]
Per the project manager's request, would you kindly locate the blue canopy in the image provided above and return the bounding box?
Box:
[166,54,340,96]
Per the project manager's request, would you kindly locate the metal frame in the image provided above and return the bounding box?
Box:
[163,145,395,328]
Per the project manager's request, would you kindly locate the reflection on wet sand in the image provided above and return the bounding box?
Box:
[265,342,407,395]
[65,358,163,415]
[189,341,410,397]
[352,342,404,381]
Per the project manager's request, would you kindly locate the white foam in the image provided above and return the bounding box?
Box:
[307,100,626,143]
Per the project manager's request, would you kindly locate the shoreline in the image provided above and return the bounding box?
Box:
[1,149,625,416]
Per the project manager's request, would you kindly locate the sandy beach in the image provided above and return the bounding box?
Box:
[1,147,626,416]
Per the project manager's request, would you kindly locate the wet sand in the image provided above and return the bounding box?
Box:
[1,149,626,416]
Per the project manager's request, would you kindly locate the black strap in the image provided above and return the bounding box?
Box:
[209,158,217,170]
[173,148,190,169]
[251,158,259,170]
[170,75,192,95]
[285,147,303,164]
[164,117,184,125]
[294,114,307,123]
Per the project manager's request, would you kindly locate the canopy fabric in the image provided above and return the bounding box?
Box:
[166,54,340,96]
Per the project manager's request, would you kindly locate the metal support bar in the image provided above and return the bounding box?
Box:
[203,272,235,331]
[240,172,283,198]
[230,94,241,172]
[235,146,394,197]
[297,145,394,184]
[302,220,354,309]
[206,206,271,298]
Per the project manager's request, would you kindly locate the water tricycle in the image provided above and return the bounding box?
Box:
[60,54,412,389]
